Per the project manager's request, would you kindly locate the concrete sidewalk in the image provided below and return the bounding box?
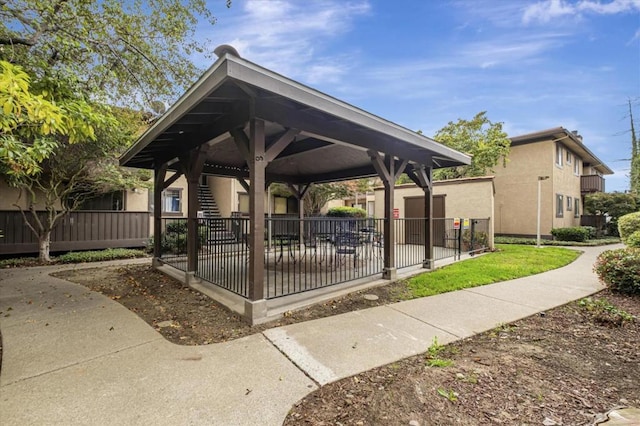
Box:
[0,246,620,425]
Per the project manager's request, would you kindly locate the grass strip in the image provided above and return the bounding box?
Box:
[494,236,619,246]
[406,244,580,298]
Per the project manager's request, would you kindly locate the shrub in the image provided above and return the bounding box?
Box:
[462,230,488,250]
[550,227,590,242]
[157,221,208,254]
[326,206,367,218]
[165,220,187,234]
[57,248,147,263]
[594,248,640,295]
[582,226,597,240]
[618,211,640,244]
[626,230,640,248]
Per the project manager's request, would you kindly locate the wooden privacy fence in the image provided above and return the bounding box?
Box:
[0,210,150,255]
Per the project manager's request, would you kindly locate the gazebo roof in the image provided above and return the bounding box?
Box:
[120,49,471,183]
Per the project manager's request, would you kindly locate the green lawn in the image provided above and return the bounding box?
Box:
[406,244,580,298]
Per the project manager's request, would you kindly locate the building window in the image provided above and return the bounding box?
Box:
[566,150,572,164]
[162,188,182,213]
[274,196,288,214]
[238,193,249,213]
[567,196,572,211]
[77,190,125,211]
[574,158,580,175]
[574,198,580,218]
[556,144,563,167]
[556,194,564,218]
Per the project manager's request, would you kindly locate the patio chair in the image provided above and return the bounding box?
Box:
[333,233,361,269]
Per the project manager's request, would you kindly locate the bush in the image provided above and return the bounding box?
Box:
[626,230,640,248]
[157,220,209,254]
[165,220,187,234]
[57,248,147,263]
[582,226,597,240]
[494,236,620,247]
[550,227,590,242]
[462,230,488,251]
[326,206,367,218]
[594,248,640,295]
[618,211,640,244]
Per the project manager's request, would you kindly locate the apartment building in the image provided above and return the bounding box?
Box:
[494,127,613,238]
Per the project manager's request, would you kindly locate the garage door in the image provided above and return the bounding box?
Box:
[404,195,445,245]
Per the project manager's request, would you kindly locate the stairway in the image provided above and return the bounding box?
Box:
[197,184,222,219]
[197,184,236,243]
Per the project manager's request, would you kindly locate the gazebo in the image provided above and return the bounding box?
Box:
[120,46,471,323]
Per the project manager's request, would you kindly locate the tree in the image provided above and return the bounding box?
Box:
[270,183,351,216]
[584,192,639,236]
[628,99,639,196]
[343,178,375,208]
[0,0,222,107]
[431,112,511,180]
[0,0,221,261]
[0,62,146,261]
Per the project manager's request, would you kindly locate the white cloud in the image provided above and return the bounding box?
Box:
[523,0,640,24]
[200,0,370,84]
[578,0,640,14]
[523,0,579,23]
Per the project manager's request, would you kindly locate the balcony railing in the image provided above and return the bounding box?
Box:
[581,175,605,193]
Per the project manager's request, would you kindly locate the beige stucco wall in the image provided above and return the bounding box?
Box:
[493,141,583,237]
[373,178,495,246]
[493,141,554,236]
[209,176,237,217]
[0,180,28,210]
[125,188,149,211]
[373,179,494,219]
[552,144,582,230]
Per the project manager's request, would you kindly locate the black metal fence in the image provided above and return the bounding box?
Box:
[264,217,385,298]
[157,216,491,300]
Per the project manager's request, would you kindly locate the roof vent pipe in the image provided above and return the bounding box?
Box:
[214,44,240,58]
[572,130,583,141]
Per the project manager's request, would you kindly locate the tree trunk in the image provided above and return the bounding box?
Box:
[38,231,52,263]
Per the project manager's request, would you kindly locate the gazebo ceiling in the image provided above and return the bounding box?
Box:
[120,49,471,184]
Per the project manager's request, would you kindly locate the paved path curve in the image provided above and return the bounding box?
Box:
[0,246,620,425]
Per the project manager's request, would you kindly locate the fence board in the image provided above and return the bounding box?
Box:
[0,210,150,255]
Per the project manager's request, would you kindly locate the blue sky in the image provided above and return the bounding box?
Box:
[195,0,639,192]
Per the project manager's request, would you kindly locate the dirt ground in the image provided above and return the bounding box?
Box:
[52,264,411,344]
[53,264,639,425]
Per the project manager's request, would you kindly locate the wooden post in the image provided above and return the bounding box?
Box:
[422,166,434,269]
[248,118,266,300]
[153,163,167,263]
[179,147,207,276]
[186,175,199,273]
[383,154,396,279]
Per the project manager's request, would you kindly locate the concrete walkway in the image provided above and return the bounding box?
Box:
[0,246,622,425]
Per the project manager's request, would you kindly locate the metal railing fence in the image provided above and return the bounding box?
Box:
[157,216,491,300]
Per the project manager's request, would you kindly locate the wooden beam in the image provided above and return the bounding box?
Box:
[394,159,409,181]
[368,150,391,183]
[265,128,300,162]
[156,102,249,164]
[255,98,428,164]
[230,127,251,163]
[236,177,250,193]
[272,138,332,161]
[162,171,183,190]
